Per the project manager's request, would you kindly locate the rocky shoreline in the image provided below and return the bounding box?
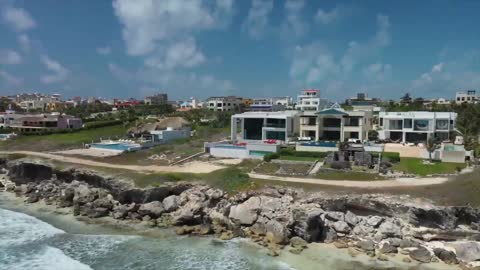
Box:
[1,158,480,269]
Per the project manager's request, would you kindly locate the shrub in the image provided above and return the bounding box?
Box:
[278,148,329,159]
[330,161,351,170]
[263,153,280,162]
[382,152,400,163]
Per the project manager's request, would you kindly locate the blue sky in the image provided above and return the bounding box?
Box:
[0,0,479,101]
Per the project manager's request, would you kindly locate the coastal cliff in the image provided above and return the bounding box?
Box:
[1,158,480,268]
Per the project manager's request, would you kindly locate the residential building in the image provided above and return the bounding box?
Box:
[246,97,294,112]
[144,93,168,105]
[455,90,478,104]
[296,89,330,111]
[0,112,82,133]
[347,92,380,106]
[299,107,373,142]
[378,111,457,143]
[207,96,243,112]
[231,111,300,143]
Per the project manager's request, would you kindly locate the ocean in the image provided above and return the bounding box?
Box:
[0,193,459,270]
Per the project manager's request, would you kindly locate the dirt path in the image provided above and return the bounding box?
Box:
[1,151,451,187]
[248,173,450,188]
[0,151,224,174]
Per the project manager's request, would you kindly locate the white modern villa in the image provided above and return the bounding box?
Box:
[230,111,299,144]
[296,89,330,111]
[378,111,457,143]
[299,108,374,142]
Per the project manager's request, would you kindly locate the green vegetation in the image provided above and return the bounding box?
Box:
[278,155,319,162]
[0,124,129,151]
[203,167,258,194]
[382,152,401,163]
[393,157,466,176]
[263,152,280,162]
[315,171,386,181]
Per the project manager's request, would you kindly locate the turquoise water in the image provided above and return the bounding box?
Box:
[90,143,140,151]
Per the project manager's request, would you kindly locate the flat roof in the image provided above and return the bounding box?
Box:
[379,111,456,118]
[232,110,299,119]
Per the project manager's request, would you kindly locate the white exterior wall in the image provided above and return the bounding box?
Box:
[150,128,191,144]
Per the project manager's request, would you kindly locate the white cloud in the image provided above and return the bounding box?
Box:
[282,0,307,38]
[108,63,234,97]
[96,46,111,55]
[432,62,444,73]
[0,49,22,64]
[340,14,391,73]
[0,70,23,86]
[290,43,340,85]
[17,34,30,52]
[144,38,205,70]
[242,0,274,39]
[40,55,69,84]
[112,0,234,56]
[362,62,392,82]
[315,7,340,25]
[1,6,36,31]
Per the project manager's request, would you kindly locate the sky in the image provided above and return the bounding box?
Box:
[0,0,480,102]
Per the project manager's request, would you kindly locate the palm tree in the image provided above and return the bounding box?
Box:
[426,137,439,162]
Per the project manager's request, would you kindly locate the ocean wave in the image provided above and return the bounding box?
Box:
[1,246,93,270]
[0,208,64,247]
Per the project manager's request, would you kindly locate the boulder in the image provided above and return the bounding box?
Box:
[92,197,114,210]
[366,216,384,227]
[357,240,375,251]
[450,242,480,262]
[206,189,224,200]
[112,203,137,219]
[265,219,288,244]
[172,201,203,225]
[25,193,40,203]
[321,226,337,243]
[228,197,260,226]
[345,211,359,226]
[378,220,402,238]
[409,246,432,263]
[433,248,458,264]
[138,201,165,218]
[143,186,171,203]
[379,242,398,254]
[57,188,75,208]
[117,189,146,204]
[291,207,324,242]
[290,236,308,249]
[163,195,180,212]
[86,207,110,218]
[326,211,345,222]
[333,221,350,233]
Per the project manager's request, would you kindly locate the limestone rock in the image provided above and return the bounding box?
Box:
[265,219,288,244]
[333,221,350,233]
[138,201,165,218]
[357,240,375,251]
[290,236,308,249]
[433,248,458,264]
[162,195,180,212]
[450,242,480,262]
[378,220,402,238]
[345,211,359,226]
[228,197,260,225]
[409,246,432,263]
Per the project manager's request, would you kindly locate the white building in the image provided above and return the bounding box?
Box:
[299,108,373,142]
[207,96,243,112]
[248,96,294,111]
[378,111,457,143]
[231,111,300,144]
[296,89,330,111]
[455,90,478,104]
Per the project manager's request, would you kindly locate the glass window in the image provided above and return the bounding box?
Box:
[404,119,412,128]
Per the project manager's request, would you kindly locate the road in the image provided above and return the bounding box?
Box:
[1,151,450,188]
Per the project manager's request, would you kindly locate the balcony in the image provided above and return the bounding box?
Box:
[264,123,286,128]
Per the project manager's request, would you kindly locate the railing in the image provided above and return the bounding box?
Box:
[264,123,286,128]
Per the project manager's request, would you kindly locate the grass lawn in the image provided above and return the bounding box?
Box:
[314,171,386,181]
[0,124,129,152]
[278,155,320,162]
[393,158,466,176]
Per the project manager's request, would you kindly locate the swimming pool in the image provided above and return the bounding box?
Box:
[300,141,337,147]
[90,142,142,152]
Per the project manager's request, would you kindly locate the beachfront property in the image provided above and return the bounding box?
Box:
[128,116,192,145]
[0,112,82,133]
[206,96,243,112]
[299,107,374,142]
[378,111,457,143]
[246,97,294,112]
[296,89,330,111]
[455,90,478,104]
[230,111,300,144]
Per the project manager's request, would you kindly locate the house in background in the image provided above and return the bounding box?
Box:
[378,111,457,143]
[246,97,294,112]
[144,93,168,105]
[0,112,82,133]
[296,89,330,111]
[455,90,478,104]
[230,111,300,144]
[207,96,243,112]
[128,117,191,145]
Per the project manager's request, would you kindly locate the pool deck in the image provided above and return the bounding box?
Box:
[52,148,123,157]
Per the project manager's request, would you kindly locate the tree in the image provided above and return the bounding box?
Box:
[456,104,480,151]
[426,137,440,162]
[368,130,379,141]
[400,93,412,104]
